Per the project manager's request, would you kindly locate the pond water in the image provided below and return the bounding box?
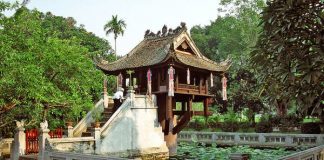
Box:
[169,142,298,160]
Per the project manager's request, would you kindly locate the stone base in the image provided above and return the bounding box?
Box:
[102,147,169,159]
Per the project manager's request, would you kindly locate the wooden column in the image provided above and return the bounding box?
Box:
[165,95,173,134]
[205,78,208,94]
[175,73,179,91]
[181,102,186,112]
[157,71,161,91]
[203,99,209,117]
[187,96,192,113]
[199,77,203,94]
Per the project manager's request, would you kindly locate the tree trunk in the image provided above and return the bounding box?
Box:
[276,99,287,116]
[115,37,118,90]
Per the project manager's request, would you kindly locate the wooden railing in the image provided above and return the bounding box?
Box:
[25,128,64,155]
[178,131,324,147]
[25,129,39,154]
[176,83,207,94]
[49,128,63,138]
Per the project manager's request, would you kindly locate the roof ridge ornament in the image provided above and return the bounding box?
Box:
[144,22,187,39]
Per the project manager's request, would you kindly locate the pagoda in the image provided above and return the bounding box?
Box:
[95,22,230,153]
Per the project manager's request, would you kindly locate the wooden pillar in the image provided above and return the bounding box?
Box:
[138,70,143,92]
[181,101,186,112]
[157,71,161,91]
[205,78,208,94]
[187,96,192,113]
[166,96,173,120]
[204,99,209,117]
[165,95,173,134]
[175,73,179,91]
[199,77,203,94]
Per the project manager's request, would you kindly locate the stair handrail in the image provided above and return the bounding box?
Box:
[100,97,132,136]
[72,98,105,137]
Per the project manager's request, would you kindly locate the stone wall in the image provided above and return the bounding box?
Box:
[99,92,168,157]
[46,137,95,154]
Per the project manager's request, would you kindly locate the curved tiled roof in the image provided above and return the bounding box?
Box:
[174,52,230,72]
[96,36,173,72]
[95,24,230,74]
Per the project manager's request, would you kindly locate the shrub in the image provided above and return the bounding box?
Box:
[301,122,321,134]
[269,115,281,127]
[188,116,206,131]
[240,122,251,132]
[255,121,273,133]
[207,114,220,128]
[221,122,240,132]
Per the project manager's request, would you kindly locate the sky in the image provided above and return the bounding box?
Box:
[8,0,222,55]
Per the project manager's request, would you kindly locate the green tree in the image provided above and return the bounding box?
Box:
[190,0,265,113]
[251,0,323,117]
[0,6,114,137]
[104,15,126,58]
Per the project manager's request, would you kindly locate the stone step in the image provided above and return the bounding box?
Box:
[81,132,92,137]
[19,155,37,160]
[80,102,115,137]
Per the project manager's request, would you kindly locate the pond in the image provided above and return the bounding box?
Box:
[169,142,298,160]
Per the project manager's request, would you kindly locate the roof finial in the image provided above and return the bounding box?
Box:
[180,22,187,30]
[156,30,161,37]
[144,29,150,38]
[162,25,168,36]
[168,28,174,35]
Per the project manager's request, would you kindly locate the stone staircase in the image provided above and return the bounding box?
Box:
[81,102,114,137]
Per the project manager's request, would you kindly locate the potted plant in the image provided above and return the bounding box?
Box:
[92,109,102,128]
[65,106,82,127]
[65,112,74,127]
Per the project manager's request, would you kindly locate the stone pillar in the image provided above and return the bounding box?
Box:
[164,117,177,156]
[259,133,266,144]
[67,126,74,138]
[234,134,240,144]
[38,121,50,160]
[103,78,108,108]
[11,121,25,160]
[94,127,101,154]
[127,89,135,99]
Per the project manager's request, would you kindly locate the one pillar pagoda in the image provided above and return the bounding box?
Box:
[95,22,230,154]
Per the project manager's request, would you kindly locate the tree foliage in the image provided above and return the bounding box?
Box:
[190,0,265,114]
[251,0,324,117]
[0,5,114,137]
[104,15,126,56]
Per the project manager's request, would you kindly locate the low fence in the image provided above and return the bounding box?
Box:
[43,151,127,160]
[25,128,63,154]
[178,131,324,147]
[279,145,324,160]
[0,138,14,156]
[46,137,95,154]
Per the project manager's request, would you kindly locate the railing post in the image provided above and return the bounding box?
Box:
[11,121,25,160]
[94,127,101,154]
[38,121,50,160]
[68,126,74,138]
[259,133,266,144]
[316,135,323,146]
[234,133,240,145]
[285,135,293,147]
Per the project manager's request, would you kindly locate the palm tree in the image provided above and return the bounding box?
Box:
[104,15,126,59]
